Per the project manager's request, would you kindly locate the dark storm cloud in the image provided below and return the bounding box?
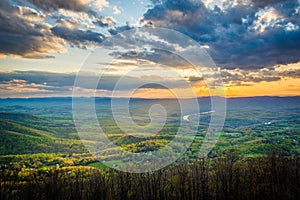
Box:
[212,27,300,69]
[0,0,113,58]
[0,0,65,58]
[141,0,213,42]
[141,0,300,69]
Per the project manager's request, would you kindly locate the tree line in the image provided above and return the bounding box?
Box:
[1,152,300,200]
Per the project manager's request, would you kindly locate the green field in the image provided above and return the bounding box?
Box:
[0,97,299,199]
[0,97,299,169]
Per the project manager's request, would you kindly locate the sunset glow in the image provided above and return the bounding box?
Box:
[0,0,299,98]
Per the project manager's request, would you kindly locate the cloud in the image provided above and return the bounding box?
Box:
[25,0,111,28]
[278,68,300,78]
[93,16,116,27]
[110,49,191,68]
[0,71,75,87]
[113,6,121,14]
[218,66,300,86]
[24,0,109,13]
[0,65,298,96]
[250,0,285,8]
[0,0,116,58]
[0,1,66,58]
[141,0,300,69]
[25,0,92,12]
[188,76,204,82]
[0,71,189,93]
[0,79,53,97]
[108,23,132,35]
[202,0,284,10]
[93,0,110,11]
[17,6,46,21]
[2,66,297,97]
[51,25,105,48]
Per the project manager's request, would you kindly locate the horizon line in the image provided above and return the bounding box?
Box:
[0,95,299,100]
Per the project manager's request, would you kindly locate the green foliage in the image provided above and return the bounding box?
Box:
[1,154,300,200]
[0,97,299,199]
[0,97,299,167]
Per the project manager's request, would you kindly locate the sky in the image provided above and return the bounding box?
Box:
[0,0,299,98]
